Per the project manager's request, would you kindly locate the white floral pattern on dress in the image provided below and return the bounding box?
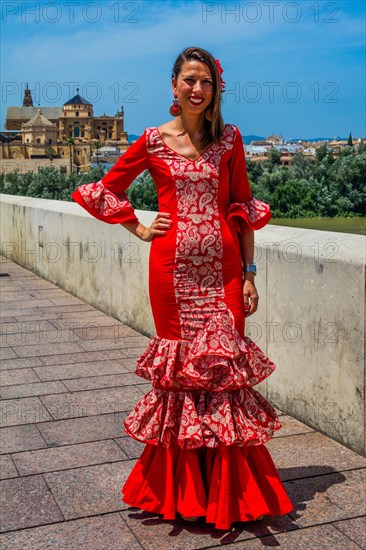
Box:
[77,180,134,219]
[227,197,272,231]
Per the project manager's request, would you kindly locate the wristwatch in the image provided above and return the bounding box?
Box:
[243,263,257,276]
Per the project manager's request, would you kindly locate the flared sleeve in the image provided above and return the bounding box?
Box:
[71,130,149,224]
[227,125,272,231]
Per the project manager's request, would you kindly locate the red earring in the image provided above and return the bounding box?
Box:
[205,108,213,121]
[169,94,181,117]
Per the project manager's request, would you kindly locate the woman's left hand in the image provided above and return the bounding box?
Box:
[243,277,259,317]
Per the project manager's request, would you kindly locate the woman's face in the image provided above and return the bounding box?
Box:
[172,60,214,116]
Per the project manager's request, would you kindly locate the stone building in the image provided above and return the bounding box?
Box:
[5,84,128,144]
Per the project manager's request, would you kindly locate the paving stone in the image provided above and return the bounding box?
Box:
[63,373,146,391]
[2,329,83,348]
[122,347,152,358]
[12,342,84,358]
[40,348,130,365]
[266,432,366,481]
[1,308,43,317]
[0,454,18,480]
[14,310,103,323]
[0,317,18,323]
[0,474,64,532]
[50,315,130,330]
[0,397,52,427]
[38,304,99,314]
[12,440,127,475]
[0,348,17,360]
[71,323,138,340]
[285,468,366,527]
[0,357,44,371]
[40,386,142,420]
[1,291,36,302]
[219,523,361,549]
[37,412,127,447]
[0,368,41,386]
[0,381,67,399]
[2,299,55,309]
[76,335,150,352]
[115,437,145,459]
[0,512,143,550]
[332,516,366,548]
[272,415,314,438]
[120,509,298,550]
[34,360,128,381]
[0,424,47,454]
[44,460,136,519]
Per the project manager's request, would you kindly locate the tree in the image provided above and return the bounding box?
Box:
[46,147,56,165]
[348,133,353,147]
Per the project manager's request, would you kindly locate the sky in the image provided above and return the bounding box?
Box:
[1,0,365,140]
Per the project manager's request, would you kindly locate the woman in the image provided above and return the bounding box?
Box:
[71,46,294,530]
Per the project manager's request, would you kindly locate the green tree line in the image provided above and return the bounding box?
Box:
[1,143,365,218]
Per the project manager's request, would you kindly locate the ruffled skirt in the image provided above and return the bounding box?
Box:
[121,309,294,529]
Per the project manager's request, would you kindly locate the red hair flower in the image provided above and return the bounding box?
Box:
[215,58,226,92]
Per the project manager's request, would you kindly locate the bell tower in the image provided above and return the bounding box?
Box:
[23,83,33,107]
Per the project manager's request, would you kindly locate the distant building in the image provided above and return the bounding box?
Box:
[5,84,128,144]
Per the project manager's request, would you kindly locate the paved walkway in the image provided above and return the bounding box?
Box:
[0,255,365,549]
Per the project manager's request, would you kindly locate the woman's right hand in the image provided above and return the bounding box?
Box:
[140,212,172,242]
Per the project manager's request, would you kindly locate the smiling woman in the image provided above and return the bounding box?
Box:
[71,45,293,530]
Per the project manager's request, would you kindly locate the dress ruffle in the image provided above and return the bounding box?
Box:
[135,309,276,392]
[124,386,282,449]
[71,180,138,224]
[227,197,272,231]
[122,443,294,530]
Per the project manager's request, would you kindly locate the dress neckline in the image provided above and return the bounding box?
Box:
[155,125,227,163]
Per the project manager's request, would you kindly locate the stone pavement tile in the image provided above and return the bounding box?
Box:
[2,299,56,310]
[0,454,18,480]
[0,513,143,550]
[63,373,146,392]
[76,335,150,352]
[0,317,18,323]
[38,412,127,447]
[1,308,43,318]
[0,474,64,532]
[0,357,44,371]
[0,512,143,550]
[0,397,52,427]
[71,323,139,340]
[40,348,130,365]
[0,348,17,360]
[266,432,366,481]
[273,415,314,438]
[332,516,366,548]
[120,509,298,550]
[34,360,129,381]
[48,297,91,306]
[50,314,130,329]
[12,341,84,358]
[0,368,40,386]
[12,440,127,475]
[14,310,103,323]
[115,437,145,460]
[0,330,83,348]
[0,381,67,399]
[220,524,361,549]
[123,347,151,358]
[44,460,136,519]
[38,304,100,314]
[136,383,153,395]
[40,386,143,420]
[285,468,366,527]
[0,424,47,454]
[1,291,36,302]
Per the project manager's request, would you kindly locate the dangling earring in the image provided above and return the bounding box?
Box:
[205,108,213,121]
[169,94,181,117]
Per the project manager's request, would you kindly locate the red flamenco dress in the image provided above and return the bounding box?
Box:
[71,124,294,530]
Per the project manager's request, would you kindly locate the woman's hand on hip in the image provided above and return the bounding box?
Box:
[243,277,259,317]
[140,212,172,242]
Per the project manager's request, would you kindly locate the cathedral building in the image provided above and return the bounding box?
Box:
[5,84,128,144]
